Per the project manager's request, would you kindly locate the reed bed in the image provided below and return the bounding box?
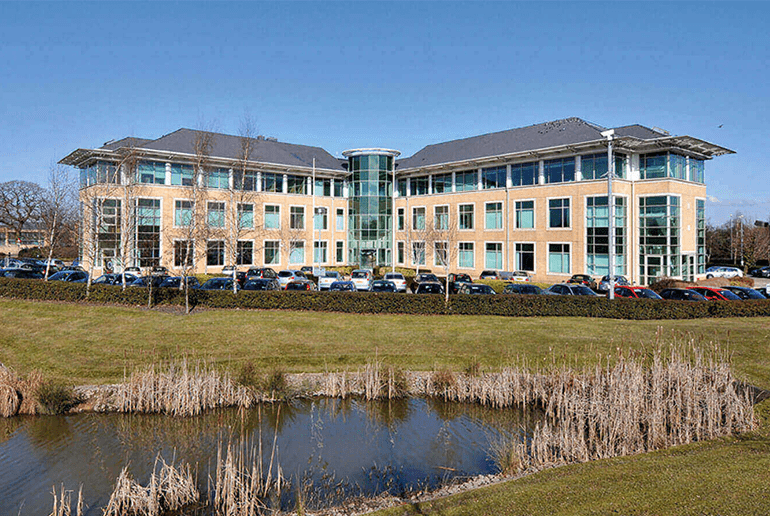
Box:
[0,363,43,416]
[113,358,252,417]
[102,454,199,516]
[50,484,83,516]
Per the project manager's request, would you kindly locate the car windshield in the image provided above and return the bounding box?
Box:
[456,274,471,281]
[351,271,368,278]
[572,286,596,295]
[384,273,403,280]
[324,272,340,278]
[636,289,662,299]
[736,288,766,300]
[278,271,293,277]
[718,290,742,300]
[422,274,439,282]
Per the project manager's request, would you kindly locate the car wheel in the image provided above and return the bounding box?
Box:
[706,274,713,279]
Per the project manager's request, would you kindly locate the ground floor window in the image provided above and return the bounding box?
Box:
[411,241,425,266]
[548,243,570,274]
[397,241,405,264]
[485,242,502,269]
[174,240,194,267]
[459,242,474,268]
[207,240,225,266]
[289,241,305,265]
[336,241,344,263]
[515,243,534,272]
[236,240,253,266]
[264,241,280,265]
[434,241,448,267]
[314,241,328,264]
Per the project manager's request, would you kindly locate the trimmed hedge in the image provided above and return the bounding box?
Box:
[3,277,770,320]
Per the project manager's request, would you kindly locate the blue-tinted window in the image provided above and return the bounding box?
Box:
[262,173,283,193]
[456,171,477,192]
[171,164,194,186]
[640,153,667,179]
[482,166,506,189]
[690,159,705,183]
[207,168,229,189]
[544,158,575,184]
[511,162,538,186]
[412,177,428,196]
[433,173,452,194]
[137,161,166,184]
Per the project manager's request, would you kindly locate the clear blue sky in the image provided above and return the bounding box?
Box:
[1,1,767,225]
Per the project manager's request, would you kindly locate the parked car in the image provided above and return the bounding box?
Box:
[128,275,168,288]
[47,270,88,283]
[688,286,741,301]
[43,258,65,269]
[199,277,239,291]
[411,273,440,293]
[447,273,473,294]
[350,269,373,291]
[242,278,281,291]
[755,286,770,299]
[704,266,743,279]
[0,268,44,279]
[93,273,139,286]
[371,279,398,292]
[158,276,201,289]
[479,270,499,280]
[414,282,444,294]
[329,280,356,292]
[151,266,169,276]
[659,288,707,301]
[503,283,543,295]
[749,266,770,278]
[544,283,599,296]
[567,274,598,290]
[222,265,238,273]
[300,266,314,275]
[285,279,316,291]
[318,271,343,290]
[245,267,278,280]
[124,266,141,274]
[722,285,768,300]
[458,283,497,295]
[509,271,531,282]
[383,272,407,292]
[614,286,662,299]
[597,275,629,293]
[277,270,306,289]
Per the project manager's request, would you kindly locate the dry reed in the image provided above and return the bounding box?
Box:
[113,358,252,417]
[50,484,83,516]
[0,364,20,417]
[102,454,199,516]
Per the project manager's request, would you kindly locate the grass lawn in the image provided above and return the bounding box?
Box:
[0,298,769,389]
[371,400,770,516]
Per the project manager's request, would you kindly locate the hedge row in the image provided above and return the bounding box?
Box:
[3,277,770,320]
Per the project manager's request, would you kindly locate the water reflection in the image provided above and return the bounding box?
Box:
[0,398,541,515]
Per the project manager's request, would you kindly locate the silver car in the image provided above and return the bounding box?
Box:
[350,269,373,291]
[318,271,343,290]
[383,272,407,292]
[277,270,306,289]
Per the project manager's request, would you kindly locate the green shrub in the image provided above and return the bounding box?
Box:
[3,276,770,320]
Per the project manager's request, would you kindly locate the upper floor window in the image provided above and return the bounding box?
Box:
[397,208,405,231]
[544,158,575,184]
[171,164,194,186]
[286,175,306,195]
[459,204,474,230]
[433,173,452,194]
[137,161,166,184]
[334,180,344,197]
[262,172,283,193]
[314,178,332,196]
[397,178,407,197]
[548,198,570,228]
[690,159,705,183]
[237,203,254,229]
[265,205,280,229]
[412,177,428,196]
[639,153,667,179]
[207,201,225,228]
[174,200,193,226]
[290,206,305,229]
[515,200,534,229]
[207,168,229,189]
[510,162,538,187]
[581,153,627,180]
[482,166,506,189]
[234,170,258,191]
[434,206,449,230]
[412,207,426,230]
[456,170,477,192]
[336,208,345,231]
[314,209,328,230]
[485,202,503,230]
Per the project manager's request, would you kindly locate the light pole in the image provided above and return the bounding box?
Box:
[314,206,326,273]
[601,129,616,299]
[739,214,745,269]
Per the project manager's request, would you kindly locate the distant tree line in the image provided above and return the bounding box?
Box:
[706,213,770,270]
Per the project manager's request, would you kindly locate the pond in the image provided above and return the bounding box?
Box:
[0,397,541,515]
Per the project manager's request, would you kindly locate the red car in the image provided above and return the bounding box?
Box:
[687,287,741,301]
[614,286,662,299]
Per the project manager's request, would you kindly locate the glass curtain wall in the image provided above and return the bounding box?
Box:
[586,196,627,276]
[639,195,680,285]
[346,151,397,268]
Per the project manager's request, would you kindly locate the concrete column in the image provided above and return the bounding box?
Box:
[306,176,312,195]
[229,168,234,189]
[538,160,545,185]
[343,180,349,198]
[256,171,262,192]
[629,154,640,181]
[165,163,172,185]
[406,177,411,197]
[428,174,433,195]
[506,164,512,189]
[282,174,288,193]
[575,155,582,182]
[451,171,456,193]
[477,168,483,190]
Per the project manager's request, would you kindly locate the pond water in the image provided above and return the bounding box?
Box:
[0,398,540,515]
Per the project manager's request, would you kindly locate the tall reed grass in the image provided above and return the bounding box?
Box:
[50,484,83,516]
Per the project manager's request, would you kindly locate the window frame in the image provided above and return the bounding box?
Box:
[547,197,571,230]
[458,203,475,231]
[289,205,305,230]
[484,201,503,230]
[484,241,504,270]
[458,241,475,269]
[434,204,450,230]
[547,242,571,275]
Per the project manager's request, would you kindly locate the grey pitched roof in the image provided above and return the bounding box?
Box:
[112,128,344,171]
[100,137,153,150]
[612,124,667,139]
[396,118,610,169]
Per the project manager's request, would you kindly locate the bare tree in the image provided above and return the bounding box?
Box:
[41,164,77,279]
[78,179,120,297]
[431,217,460,303]
[0,180,46,256]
